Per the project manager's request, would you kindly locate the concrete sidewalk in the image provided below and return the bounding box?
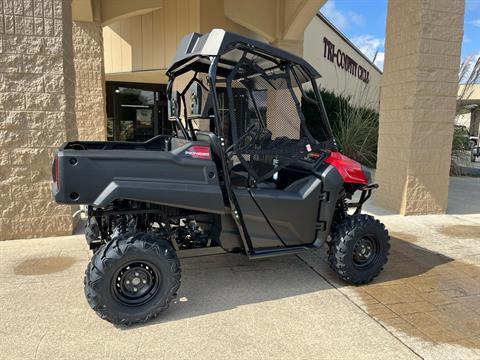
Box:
[0,235,416,360]
[0,176,479,360]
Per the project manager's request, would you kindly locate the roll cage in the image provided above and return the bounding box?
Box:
[165,29,335,151]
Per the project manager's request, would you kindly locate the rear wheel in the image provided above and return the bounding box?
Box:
[84,232,181,325]
[328,214,389,285]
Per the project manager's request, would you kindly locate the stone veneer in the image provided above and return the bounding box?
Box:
[375,0,465,215]
[72,20,106,141]
[0,0,106,240]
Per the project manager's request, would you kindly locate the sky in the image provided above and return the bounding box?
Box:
[320,0,480,71]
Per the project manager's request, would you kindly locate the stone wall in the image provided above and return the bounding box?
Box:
[0,0,75,240]
[375,0,464,215]
[0,1,106,241]
[73,21,106,140]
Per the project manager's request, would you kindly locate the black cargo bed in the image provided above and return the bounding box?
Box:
[61,135,171,151]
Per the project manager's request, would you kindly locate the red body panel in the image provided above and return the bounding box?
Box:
[324,151,368,185]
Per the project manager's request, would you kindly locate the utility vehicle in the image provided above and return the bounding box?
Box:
[52,29,390,325]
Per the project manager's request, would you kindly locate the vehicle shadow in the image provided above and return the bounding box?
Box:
[126,251,333,329]
[124,234,456,330]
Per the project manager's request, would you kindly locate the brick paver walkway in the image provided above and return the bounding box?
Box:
[300,212,480,359]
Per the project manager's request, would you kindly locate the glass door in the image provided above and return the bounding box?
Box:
[115,87,155,141]
[106,82,170,142]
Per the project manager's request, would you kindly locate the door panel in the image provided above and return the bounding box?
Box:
[249,176,321,247]
[233,176,322,251]
[233,188,284,249]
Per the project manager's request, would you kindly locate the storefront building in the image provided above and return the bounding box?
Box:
[0,0,465,240]
[304,13,382,109]
[457,84,480,138]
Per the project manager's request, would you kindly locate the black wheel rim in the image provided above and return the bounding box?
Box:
[112,261,161,306]
[352,235,378,269]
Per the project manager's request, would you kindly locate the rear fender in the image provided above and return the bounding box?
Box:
[94,180,225,214]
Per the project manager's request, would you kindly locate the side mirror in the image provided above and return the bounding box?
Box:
[168,91,181,120]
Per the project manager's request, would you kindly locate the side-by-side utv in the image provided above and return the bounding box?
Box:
[52,29,390,325]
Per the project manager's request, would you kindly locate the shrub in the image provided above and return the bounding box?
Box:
[450,125,472,176]
[302,89,379,168]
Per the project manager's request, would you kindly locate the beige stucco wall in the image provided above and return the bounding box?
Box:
[102,0,265,83]
[303,15,381,109]
[103,0,200,76]
[458,83,480,103]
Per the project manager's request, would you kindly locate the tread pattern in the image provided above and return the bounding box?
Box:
[84,232,181,326]
[328,214,390,285]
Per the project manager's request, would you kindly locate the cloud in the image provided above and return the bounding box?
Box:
[321,1,348,30]
[350,35,385,70]
[467,19,480,27]
[349,12,366,27]
[374,52,385,70]
[321,0,366,32]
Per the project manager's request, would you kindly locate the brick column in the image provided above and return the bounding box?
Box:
[73,21,107,140]
[375,0,464,215]
[0,0,77,240]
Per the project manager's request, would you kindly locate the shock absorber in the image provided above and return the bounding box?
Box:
[112,215,127,237]
[118,216,128,234]
[333,194,348,226]
[341,195,348,214]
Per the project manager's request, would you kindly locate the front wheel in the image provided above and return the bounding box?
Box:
[328,214,390,285]
[84,232,181,325]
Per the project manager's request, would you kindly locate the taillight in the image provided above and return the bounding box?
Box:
[54,156,59,191]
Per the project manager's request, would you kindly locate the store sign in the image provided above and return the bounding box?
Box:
[323,37,370,84]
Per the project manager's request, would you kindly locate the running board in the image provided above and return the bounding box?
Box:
[248,241,323,259]
[177,246,226,258]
